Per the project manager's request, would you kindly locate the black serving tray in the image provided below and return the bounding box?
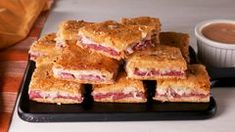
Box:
[207,67,235,88]
[18,47,218,122]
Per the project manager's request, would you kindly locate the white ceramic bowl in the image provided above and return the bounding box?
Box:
[195,19,235,68]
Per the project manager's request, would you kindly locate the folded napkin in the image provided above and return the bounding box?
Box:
[0,0,48,49]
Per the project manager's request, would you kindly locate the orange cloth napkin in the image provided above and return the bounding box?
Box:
[0,0,48,49]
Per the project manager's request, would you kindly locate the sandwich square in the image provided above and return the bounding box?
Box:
[92,71,147,103]
[153,64,210,102]
[29,33,61,61]
[78,20,156,60]
[28,64,84,104]
[56,20,93,47]
[160,32,190,62]
[121,16,161,44]
[120,16,161,31]
[53,43,120,84]
[125,45,187,80]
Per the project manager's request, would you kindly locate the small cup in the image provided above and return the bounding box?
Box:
[195,19,235,68]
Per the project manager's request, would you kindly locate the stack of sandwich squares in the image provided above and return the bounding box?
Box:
[28,16,210,105]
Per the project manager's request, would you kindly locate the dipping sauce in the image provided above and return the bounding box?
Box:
[202,23,235,44]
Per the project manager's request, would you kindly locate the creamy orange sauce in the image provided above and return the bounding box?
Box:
[202,23,235,44]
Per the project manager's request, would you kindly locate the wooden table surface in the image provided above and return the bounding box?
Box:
[0,11,50,132]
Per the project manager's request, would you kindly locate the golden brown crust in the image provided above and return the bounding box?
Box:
[30,98,83,104]
[120,16,161,31]
[153,96,210,103]
[35,55,59,67]
[160,32,190,62]
[54,43,120,73]
[125,74,185,80]
[126,45,186,69]
[29,64,83,95]
[58,20,93,41]
[94,98,147,103]
[121,16,161,45]
[78,20,156,52]
[69,79,115,85]
[157,64,210,92]
[93,71,145,93]
[126,45,187,79]
[29,33,60,56]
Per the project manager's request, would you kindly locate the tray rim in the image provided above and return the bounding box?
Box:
[18,96,217,122]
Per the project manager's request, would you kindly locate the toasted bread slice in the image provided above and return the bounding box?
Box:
[160,32,190,62]
[92,71,147,103]
[34,55,59,68]
[78,20,156,60]
[29,33,61,61]
[126,45,187,80]
[121,16,161,45]
[28,64,84,104]
[154,64,210,102]
[121,16,161,30]
[53,43,120,84]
